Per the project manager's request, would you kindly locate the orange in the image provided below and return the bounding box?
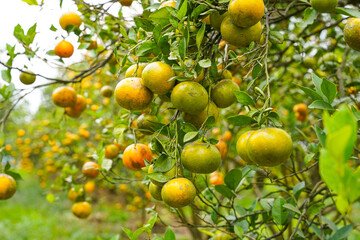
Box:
[54,40,74,58]
[105,144,119,159]
[344,18,360,52]
[236,131,256,164]
[160,0,176,8]
[232,76,241,87]
[247,128,293,167]
[149,182,163,201]
[71,202,92,219]
[310,0,338,13]
[52,86,77,108]
[4,144,12,151]
[82,161,101,178]
[171,82,208,115]
[125,63,147,78]
[212,79,240,108]
[122,143,153,170]
[215,139,228,158]
[19,71,36,85]
[228,0,264,28]
[209,172,224,186]
[0,174,17,200]
[17,129,26,137]
[161,178,196,208]
[68,187,84,201]
[210,11,229,31]
[181,142,221,174]
[220,16,262,48]
[114,77,153,110]
[59,12,82,30]
[222,130,232,142]
[293,103,308,122]
[84,181,95,193]
[100,85,113,97]
[182,101,219,129]
[119,0,133,6]
[142,62,175,95]
[65,95,87,118]
[136,114,158,135]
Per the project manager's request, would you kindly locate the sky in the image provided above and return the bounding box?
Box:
[0,0,141,114]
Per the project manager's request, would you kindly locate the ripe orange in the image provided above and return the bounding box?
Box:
[161,178,196,208]
[181,142,221,174]
[182,101,219,129]
[82,161,101,178]
[220,16,262,48]
[119,0,133,6]
[17,129,26,137]
[65,95,87,118]
[100,85,114,97]
[71,202,92,219]
[54,40,74,58]
[236,131,256,164]
[125,63,147,78]
[246,128,293,167]
[215,139,228,158]
[142,62,175,95]
[222,130,232,142]
[84,181,95,193]
[228,0,264,28]
[171,82,208,115]
[68,187,84,201]
[344,18,360,52]
[105,144,120,159]
[293,103,308,122]
[149,182,163,201]
[59,12,82,30]
[212,79,240,108]
[0,174,17,200]
[160,0,176,8]
[52,86,77,108]
[19,71,36,85]
[122,143,153,170]
[310,0,338,13]
[114,77,153,110]
[209,171,224,186]
[136,114,158,135]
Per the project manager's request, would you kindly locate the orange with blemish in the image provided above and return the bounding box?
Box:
[122,143,153,170]
[65,95,87,118]
[52,86,77,108]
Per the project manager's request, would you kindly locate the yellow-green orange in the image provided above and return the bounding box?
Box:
[142,62,175,95]
[20,71,36,85]
[220,16,262,48]
[212,79,240,108]
[310,0,338,13]
[149,183,163,201]
[210,11,229,31]
[0,174,16,200]
[236,131,256,164]
[101,85,113,97]
[182,102,219,129]
[228,0,264,28]
[136,114,158,135]
[344,18,360,52]
[161,178,196,208]
[125,63,147,78]
[171,81,208,114]
[71,202,92,219]
[181,142,221,174]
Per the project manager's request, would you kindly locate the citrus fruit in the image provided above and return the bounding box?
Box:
[220,16,262,48]
[119,0,133,6]
[181,142,221,174]
[212,79,240,108]
[0,174,17,200]
[209,171,224,186]
[142,62,175,95]
[247,128,293,167]
[105,144,120,159]
[71,202,92,219]
[161,178,196,208]
[125,63,147,78]
[52,86,77,108]
[114,77,153,110]
[148,164,177,186]
[101,85,114,97]
[171,82,208,115]
[210,11,229,31]
[54,40,74,58]
[310,0,338,13]
[214,232,234,240]
[19,71,36,85]
[215,139,228,158]
[82,161,101,178]
[344,18,360,52]
[293,103,308,122]
[149,182,163,201]
[236,131,256,164]
[68,187,84,201]
[160,0,176,8]
[182,101,219,129]
[136,114,158,135]
[59,12,82,30]
[228,0,264,28]
[17,129,26,137]
[84,181,95,193]
[65,95,87,118]
[122,143,153,170]
[303,56,317,69]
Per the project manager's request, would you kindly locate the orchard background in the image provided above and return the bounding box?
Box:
[1,0,360,239]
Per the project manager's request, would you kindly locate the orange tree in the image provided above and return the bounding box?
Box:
[1,0,360,239]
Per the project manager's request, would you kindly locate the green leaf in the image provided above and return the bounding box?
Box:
[298,8,317,29]
[149,8,170,26]
[228,115,256,127]
[304,153,315,165]
[132,227,145,240]
[101,159,113,171]
[308,100,334,111]
[50,25,57,31]
[297,85,323,101]
[307,203,325,216]
[320,77,336,104]
[260,198,274,212]
[177,0,187,20]
[196,23,206,49]
[272,197,290,225]
[267,112,283,127]
[148,172,172,183]
[293,181,305,200]
[4,170,22,181]
[312,73,327,101]
[144,213,158,234]
[22,0,38,5]
[179,38,186,60]
[183,131,198,142]
[313,125,326,147]
[214,185,235,199]
[154,154,175,172]
[191,5,208,20]
[224,169,242,190]
[164,226,176,240]
[122,227,133,239]
[282,203,301,215]
[134,17,154,31]
[78,42,90,49]
[328,225,353,240]
[234,91,255,107]
[334,8,360,18]
[137,41,157,56]
[252,63,262,79]
[1,70,11,82]
[269,31,283,44]
[198,59,211,68]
